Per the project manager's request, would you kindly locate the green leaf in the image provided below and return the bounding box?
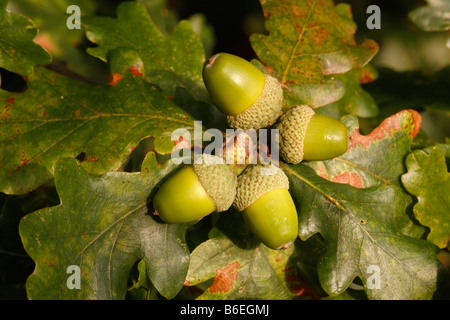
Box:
[8,0,104,81]
[250,0,378,117]
[83,1,207,100]
[409,0,450,32]
[401,146,450,249]
[305,109,424,237]
[19,153,190,299]
[0,0,51,75]
[126,260,160,300]
[0,48,195,195]
[319,68,378,119]
[136,0,179,36]
[284,163,443,300]
[186,211,321,300]
[409,0,450,49]
[307,109,421,188]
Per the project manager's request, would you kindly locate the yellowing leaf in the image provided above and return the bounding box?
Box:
[250,0,379,117]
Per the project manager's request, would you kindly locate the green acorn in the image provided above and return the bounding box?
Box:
[233,164,298,250]
[203,52,283,130]
[153,154,237,224]
[276,105,348,164]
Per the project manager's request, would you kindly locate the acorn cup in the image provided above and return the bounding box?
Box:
[153,154,237,224]
[233,164,298,250]
[275,105,348,164]
[202,52,283,130]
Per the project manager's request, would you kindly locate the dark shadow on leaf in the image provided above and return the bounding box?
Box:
[76,152,86,162]
[284,234,328,300]
[0,68,27,92]
[211,208,260,250]
[173,86,227,131]
[433,255,450,300]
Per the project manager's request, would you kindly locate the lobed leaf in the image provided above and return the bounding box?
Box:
[305,109,424,237]
[284,163,443,300]
[7,0,102,81]
[306,109,422,189]
[409,0,450,32]
[186,211,321,300]
[83,1,207,100]
[0,48,195,195]
[250,0,379,117]
[19,153,189,299]
[402,146,450,249]
[0,0,51,75]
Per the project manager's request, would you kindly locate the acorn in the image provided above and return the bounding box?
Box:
[233,164,298,250]
[153,154,237,224]
[202,52,283,130]
[275,105,348,164]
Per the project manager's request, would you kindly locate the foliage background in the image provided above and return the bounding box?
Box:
[0,0,449,300]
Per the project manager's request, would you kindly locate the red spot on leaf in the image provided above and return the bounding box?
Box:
[15,151,30,171]
[264,65,275,75]
[332,172,363,188]
[348,109,421,150]
[282,266,320,299]
[360,69,376,84]
[20,157,29,167]
[367,42,378,51]
[209,261,240,294]
[8,151,30,174]
[317,166,328,179]
[109,73,123,86]
[86,156,99,162]
[173,135,191,151]
[173,136,184,146]
[2,105,11,119]
[129,65,143,77]
[75,109,81,118]
[5,97,15,104]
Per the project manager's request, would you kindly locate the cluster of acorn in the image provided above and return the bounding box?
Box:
[153,53,348,250]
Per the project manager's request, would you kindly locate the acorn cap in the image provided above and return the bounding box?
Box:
[227,75,283,130]
[233,164,289,212]
[276,105,315,164]
[193,154,237,212]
